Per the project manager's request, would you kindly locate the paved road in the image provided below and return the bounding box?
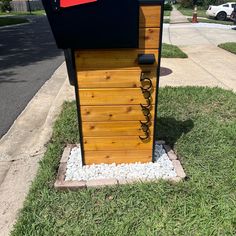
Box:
[0,16,64,138]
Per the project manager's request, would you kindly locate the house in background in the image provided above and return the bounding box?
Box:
[11,0,43,12]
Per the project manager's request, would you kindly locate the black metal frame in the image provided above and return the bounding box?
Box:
[64,49,85,165]
[151,0,164,161]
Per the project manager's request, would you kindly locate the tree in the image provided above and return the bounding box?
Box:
[1,0,12,12]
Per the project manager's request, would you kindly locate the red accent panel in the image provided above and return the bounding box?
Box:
[60,0,97,8]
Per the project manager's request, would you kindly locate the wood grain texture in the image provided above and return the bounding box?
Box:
[81,105,154,122]
[83,136,153,151]
[79,88,156,105]
[77,70,157,88]
[75,49,159,70]
[140,5,161,28]
[84,150,152,164]
[82,121,153,137]
[139,28,160,49]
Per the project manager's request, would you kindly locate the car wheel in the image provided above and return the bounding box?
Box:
[216,11,227,21]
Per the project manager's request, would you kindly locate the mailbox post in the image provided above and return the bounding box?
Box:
[43,0,164,165]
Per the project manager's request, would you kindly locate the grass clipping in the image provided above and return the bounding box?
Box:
[11,87,236,235]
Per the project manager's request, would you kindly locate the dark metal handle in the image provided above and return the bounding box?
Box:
[139,71,153,141]
[140,87,152,99]
[138,54,156,65]
[140,104,150,116]
[139,131,150,141]
[140,77,153,90]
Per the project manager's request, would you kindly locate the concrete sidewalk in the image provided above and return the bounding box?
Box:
[160,44,236,91]
[0,63,74,236]
[163,9,236,92]
[170,6,189,24]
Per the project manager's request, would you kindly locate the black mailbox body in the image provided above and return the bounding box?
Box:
[42,0,139,49]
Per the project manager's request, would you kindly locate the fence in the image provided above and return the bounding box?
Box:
[10,1,43,12]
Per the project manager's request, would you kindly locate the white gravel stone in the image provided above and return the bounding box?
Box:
[65,143,177,181]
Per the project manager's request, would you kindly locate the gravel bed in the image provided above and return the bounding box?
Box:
[65,143,177,181]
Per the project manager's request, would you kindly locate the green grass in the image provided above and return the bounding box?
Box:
[162,43,188,58]
[0,17,28,26]
[163,19,170,23]
[14,10,45,16]
[178,7,207,18]
[11,87,236,235]
[187,17,234,25]
[0,10,45,16]
[164,10,171,17]
[218,42,236,55]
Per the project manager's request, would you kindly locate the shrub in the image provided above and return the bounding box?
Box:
[164,3,173,10]
[180,0,193,8]
[0,0,12,12]
[180,0,228,8]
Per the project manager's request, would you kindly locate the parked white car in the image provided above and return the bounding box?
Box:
[206,2,236,21]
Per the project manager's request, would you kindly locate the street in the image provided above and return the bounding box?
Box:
[0,16,64,138]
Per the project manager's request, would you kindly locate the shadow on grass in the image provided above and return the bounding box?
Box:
[156,117,194,147]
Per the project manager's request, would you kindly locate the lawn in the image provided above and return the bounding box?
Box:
[162,43,188,58]
[187,18,234,25]
[0,17,28,26]
[178,7,207,18]
[11,87,236,235]
[163,19,170,23]
[218,42,236,55]
[0,10,45,16]
[164,10,171,17]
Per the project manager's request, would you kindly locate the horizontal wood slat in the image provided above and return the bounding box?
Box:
[139,28,160,49]
[77,70,157,88]
[140,5,161,28]
[81,105,154,122]
[82,121,153,137]
[75,49,159,70]
[83,136,153,151]
[84,150,152,164]
[79,88,156,105]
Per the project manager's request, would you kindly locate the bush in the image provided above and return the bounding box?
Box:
[180,0,193,8]
[164,3,173,10]
[0,0,12,12]
[180,0,228,8]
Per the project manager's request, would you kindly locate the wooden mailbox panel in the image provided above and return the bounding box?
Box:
[75,4,163,164]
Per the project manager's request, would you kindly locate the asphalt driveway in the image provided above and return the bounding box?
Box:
[0,16,64,138]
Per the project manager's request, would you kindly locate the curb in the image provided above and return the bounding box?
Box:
[0,22,30,29]
[0,62,74,236]
[54,142,187,190]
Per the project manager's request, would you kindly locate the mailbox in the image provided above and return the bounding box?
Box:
[43,0,164,165]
